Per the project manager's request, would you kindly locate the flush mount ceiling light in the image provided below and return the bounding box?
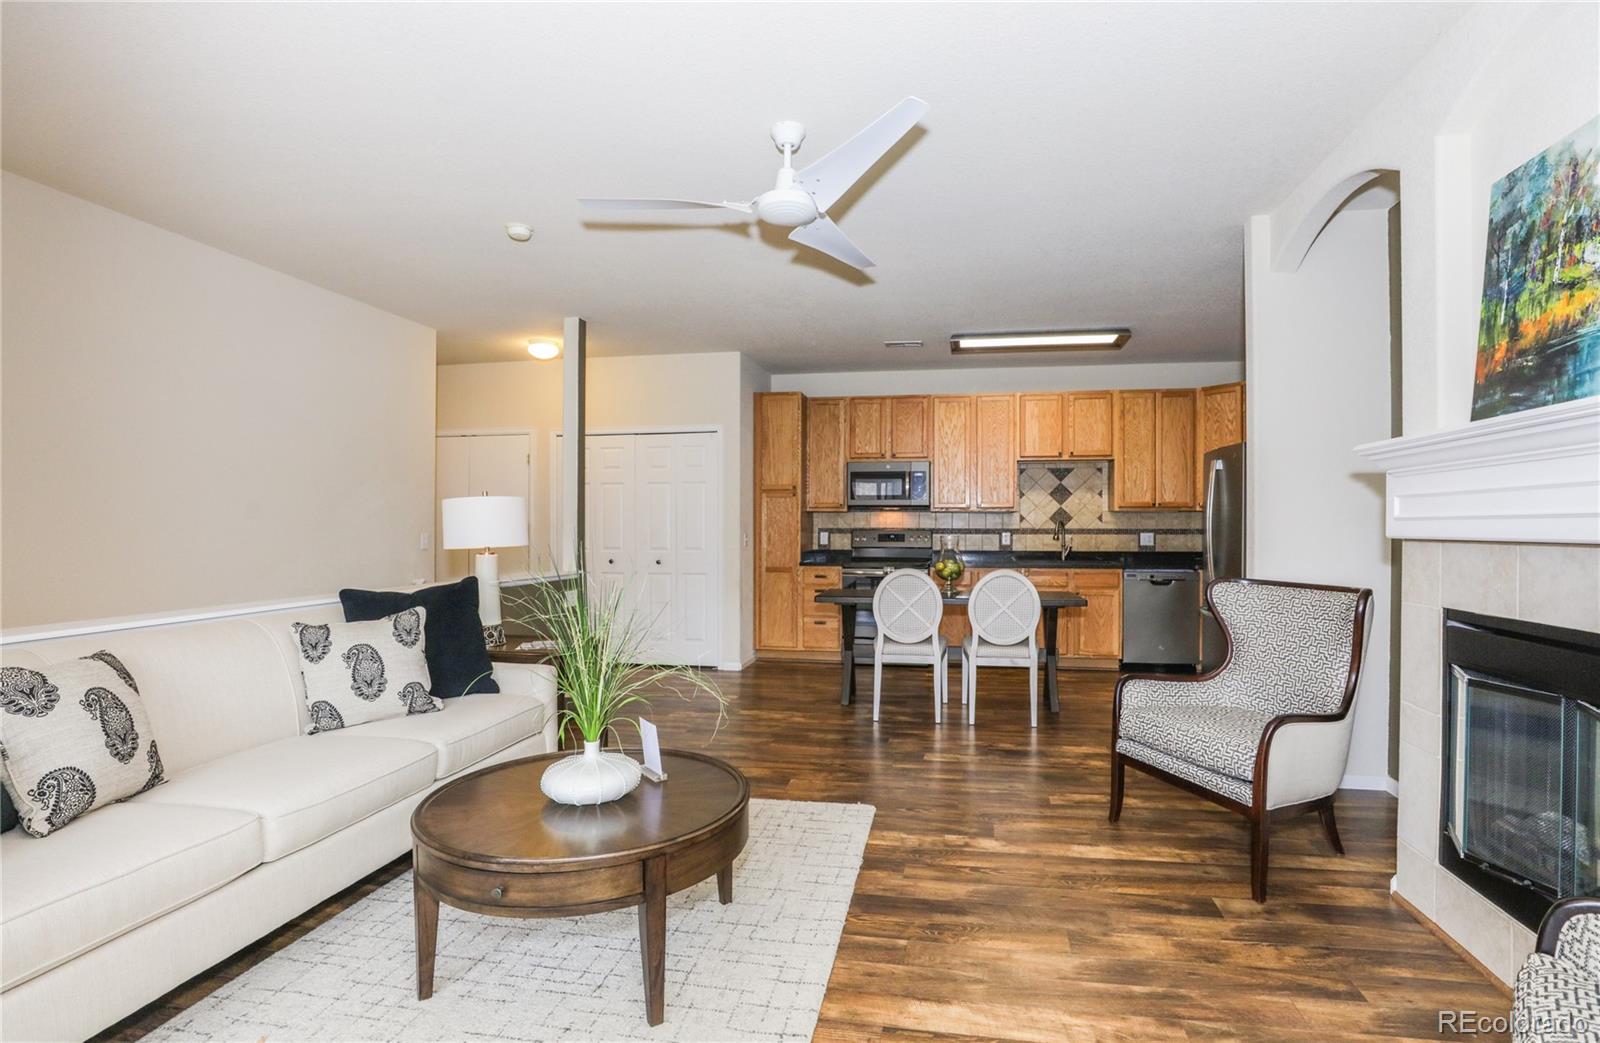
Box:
[884,340,924,350]
[505,223,533,242]
[527,340,561,360]
[949,329,1131,355]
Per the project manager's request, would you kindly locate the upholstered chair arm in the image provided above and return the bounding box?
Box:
[1258,713,1356,810]
[1536,898,1600,960]
[491,661,560,750]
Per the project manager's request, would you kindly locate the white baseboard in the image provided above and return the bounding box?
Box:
[715,655,756,672]
[1340,773,1399,795]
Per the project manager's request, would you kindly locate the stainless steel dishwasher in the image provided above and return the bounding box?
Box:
[1122,569,1202,666]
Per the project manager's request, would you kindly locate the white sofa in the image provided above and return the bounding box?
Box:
[0,600,559,1042]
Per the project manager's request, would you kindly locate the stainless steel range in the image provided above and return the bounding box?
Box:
[841,530,933,659]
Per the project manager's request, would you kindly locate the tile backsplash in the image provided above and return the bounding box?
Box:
[811,462,1202,553]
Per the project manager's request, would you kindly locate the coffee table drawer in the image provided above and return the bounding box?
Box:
[416,847,643,911]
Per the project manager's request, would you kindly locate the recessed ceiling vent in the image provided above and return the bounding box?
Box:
[884,340,924,350]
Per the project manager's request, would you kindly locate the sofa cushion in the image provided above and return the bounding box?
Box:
[1117,703,1273,781]
[290,613,440,735]
[0,801,260,990]
[0,653,166,836]
[133,732,436,860]
[340,578,499,698]
[344,691,548,778]
[1511,948,1600,1043]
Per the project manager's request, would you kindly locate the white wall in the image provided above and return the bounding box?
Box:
[1246,207,1395,786]
[1,173,438,628]
[772,359,1242,397]
[436,350,768,667]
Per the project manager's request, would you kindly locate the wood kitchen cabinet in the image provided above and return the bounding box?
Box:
[755,393,805,652]
[1155,389,1198,509]
[1112,390,1157,508]
[973,394,1018,509]
[804,397,846,510]
[799,565,842,655]
[1022,569,1074,651]
[1064,569,1122,660]
[934,567,985,647]
[1198,382,1246,453]
[1066,391,1114,458]
[887,396,931,459]
[930,396,975,509]
[846,397,889,459]
[1018,393,1065,459]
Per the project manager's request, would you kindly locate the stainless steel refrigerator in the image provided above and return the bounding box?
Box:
[1200,442,1245,671]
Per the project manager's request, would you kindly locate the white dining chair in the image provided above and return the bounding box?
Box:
[871,568,949,723]
[961,569,1042,728]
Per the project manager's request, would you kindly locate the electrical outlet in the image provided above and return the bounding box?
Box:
[1139,531,1155,547]
[1000,530,1012,548]
[819,531,830,547]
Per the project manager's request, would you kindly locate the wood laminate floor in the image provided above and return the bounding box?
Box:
[99,661,1510,1042]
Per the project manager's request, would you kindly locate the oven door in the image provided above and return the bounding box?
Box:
[846,462,930,509]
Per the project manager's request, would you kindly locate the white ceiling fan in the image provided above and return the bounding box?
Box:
[579,97,928,272]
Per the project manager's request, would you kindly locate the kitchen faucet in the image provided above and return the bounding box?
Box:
[1052,520,1072,560]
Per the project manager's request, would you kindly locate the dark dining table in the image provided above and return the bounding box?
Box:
[812,588,1089,714]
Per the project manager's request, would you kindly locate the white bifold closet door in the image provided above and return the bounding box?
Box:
[576,432,719,668]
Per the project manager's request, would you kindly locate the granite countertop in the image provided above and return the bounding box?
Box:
[799,548,1202,571]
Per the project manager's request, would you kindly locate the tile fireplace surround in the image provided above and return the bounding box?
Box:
[1360,398,1600,984]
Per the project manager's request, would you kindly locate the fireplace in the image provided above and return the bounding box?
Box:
[1440,609,1600,930]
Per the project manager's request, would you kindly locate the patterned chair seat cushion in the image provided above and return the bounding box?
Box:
[1511,943,1600,1043]
[1118,703,1273,782]
[1114,738,1253,805]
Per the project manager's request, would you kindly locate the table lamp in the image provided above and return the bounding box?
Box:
[441,494,529,646]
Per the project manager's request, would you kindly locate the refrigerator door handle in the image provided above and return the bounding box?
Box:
[1202,459,1222,583]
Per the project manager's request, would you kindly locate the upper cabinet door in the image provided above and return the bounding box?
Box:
[1112,390,1156,509]
[756,392,804,490]
[1198,381,1246,454]
[974,394,1018,509]
[1155,389,1198,509]
[930,396,975,509]
[846,397,889,459]
[1065,391,1114,458]
[1017,393,1065,459]
[887,396,932,459]
[804,397,846,510]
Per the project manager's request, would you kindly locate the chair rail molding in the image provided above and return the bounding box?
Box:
[1354,397,1600,544]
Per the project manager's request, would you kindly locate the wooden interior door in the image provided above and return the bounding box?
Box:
[888,396,931,459]
[1066,392,1114,458]
[846,397,889,459]
[1155,389,1198,509]
[1112,391,1156,508]
[930,396,975,509]
[804,398,846,510]
[1018,393,1065,459]
[973,394,1018,509]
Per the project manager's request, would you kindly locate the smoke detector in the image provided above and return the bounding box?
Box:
[505,223,533,242]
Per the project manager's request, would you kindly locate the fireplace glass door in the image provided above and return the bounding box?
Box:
[1448,666,1599,899]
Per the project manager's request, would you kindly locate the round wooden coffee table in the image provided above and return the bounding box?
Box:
[410,749,748,1026]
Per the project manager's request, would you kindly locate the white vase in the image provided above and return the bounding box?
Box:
[539,740,643,806]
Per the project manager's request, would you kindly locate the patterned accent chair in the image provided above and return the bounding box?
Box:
[1512,897,1600,1043]
[1110,579,1373,902]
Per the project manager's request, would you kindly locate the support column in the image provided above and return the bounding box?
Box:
[560,316,586,575]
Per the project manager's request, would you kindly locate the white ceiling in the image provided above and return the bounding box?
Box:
[1,3,1466,372]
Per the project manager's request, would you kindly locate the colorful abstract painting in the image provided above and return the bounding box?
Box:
[1472,116,1600,421]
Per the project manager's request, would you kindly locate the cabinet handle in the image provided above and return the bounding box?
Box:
[490,886,504,899]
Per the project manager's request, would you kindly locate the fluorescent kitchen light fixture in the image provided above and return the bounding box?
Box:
[949,329,1131,355]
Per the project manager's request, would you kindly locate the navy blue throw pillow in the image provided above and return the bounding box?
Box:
[339,578,499,698]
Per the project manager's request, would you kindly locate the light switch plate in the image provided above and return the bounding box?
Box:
[420,532,431,551]
[1139,531,1155,547]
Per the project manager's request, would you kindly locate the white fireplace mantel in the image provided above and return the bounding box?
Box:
[1355,397,1600,544]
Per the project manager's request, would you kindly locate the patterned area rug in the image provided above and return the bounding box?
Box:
[150,799,874,1043]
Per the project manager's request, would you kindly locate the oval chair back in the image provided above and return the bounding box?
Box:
[872,569,943,644]
[968,569,1041,646]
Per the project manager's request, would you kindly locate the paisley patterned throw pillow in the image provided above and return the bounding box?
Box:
[0,651,165,837]
[291,610,440,735]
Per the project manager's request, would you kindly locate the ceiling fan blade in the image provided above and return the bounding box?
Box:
[789,216,875,271]
[793,96,928,213]
[579,197,753,214]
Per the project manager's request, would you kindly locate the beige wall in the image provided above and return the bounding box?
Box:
[1,173,438,628]
[436,350,768,666]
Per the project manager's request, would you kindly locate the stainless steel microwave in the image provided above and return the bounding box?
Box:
[846,461,930,509]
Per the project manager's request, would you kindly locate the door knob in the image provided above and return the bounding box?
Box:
[608,558,615,565]
[490,886,504,899]
[656,559,663,565]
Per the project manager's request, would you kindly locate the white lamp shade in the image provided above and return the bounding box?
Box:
[441,496,528,550]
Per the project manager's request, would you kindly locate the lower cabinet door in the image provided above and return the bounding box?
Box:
[1066,570,1123,659]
